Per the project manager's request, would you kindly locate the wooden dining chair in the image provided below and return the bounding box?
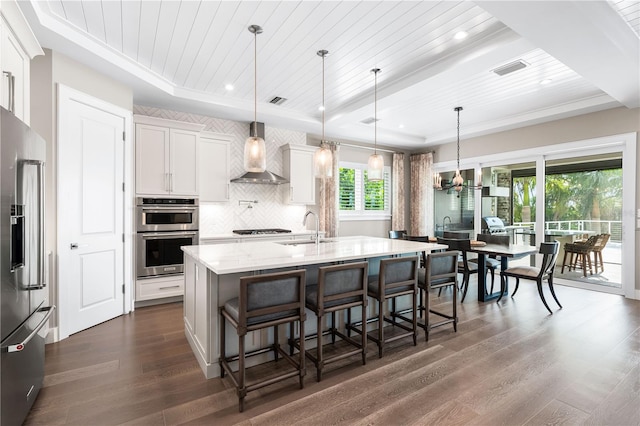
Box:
[474,233,510,294]
[499,241,561,314]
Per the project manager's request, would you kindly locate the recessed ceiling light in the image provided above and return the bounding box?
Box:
[318,105,325,111]
[399,124,404,129]
[540,79,552,85]
[225,84,234,91]
[454,31,468,40]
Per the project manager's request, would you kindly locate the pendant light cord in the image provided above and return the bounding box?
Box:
[374,69,378,155]
[322,53,325,143]
[456,107,460,171]
[254,31,257,126]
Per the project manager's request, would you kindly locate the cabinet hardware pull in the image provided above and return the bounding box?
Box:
[159,285,180,290]
[3,71,14,114]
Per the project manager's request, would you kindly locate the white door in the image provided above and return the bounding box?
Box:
[58,90,126,337]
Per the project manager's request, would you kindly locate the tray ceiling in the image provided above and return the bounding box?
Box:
[21,1,640,149]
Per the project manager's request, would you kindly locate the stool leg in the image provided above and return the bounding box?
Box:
[346,308,352,338]
[561,250,569,273]
[273,325,279,362]
[220,313,226,378]
[299,319,305,389]
[316,314,323,382]
[452,282,458,332]
[360,304,367,365]
[289,322,294,356]
[412,293,417,346]
[331,311,336,344]
[238,333,246,412]
[378,297,384,358]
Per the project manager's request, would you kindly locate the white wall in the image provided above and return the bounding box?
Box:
[133,106,311,236]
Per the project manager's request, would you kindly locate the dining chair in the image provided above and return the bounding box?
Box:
[474,233,510,294]
[561,235,598,277]
[219,269,306,412]
[389,230,407,239]
[437,237,477,302]
[498,241,561,314]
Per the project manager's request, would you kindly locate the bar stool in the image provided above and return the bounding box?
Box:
[419,251,459,341]
[361,256,419,358]
[219,270,306,412]
[295,261,368,381]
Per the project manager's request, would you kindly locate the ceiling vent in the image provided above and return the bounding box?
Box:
[360,117,380,125]
[269,96,287,105]
[492,60,528,76]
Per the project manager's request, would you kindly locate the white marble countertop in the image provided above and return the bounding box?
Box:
[182,236,448,275]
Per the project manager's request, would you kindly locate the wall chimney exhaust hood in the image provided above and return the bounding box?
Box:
[231,122,288,185]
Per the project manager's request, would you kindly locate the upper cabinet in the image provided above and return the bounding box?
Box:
[199,132,232,202]
[135,115,205,197]
[282,144,316,205]
[0,0,44,125]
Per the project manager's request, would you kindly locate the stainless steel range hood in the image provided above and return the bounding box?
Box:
[230,122,288,185]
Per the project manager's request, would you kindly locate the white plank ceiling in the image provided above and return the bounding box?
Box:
[21,0,640,149]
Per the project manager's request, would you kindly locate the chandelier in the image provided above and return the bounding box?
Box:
[433,106,482,192]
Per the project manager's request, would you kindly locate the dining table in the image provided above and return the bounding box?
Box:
[468,243,539,302]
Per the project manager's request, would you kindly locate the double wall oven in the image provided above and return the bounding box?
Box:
[136,197,198,279]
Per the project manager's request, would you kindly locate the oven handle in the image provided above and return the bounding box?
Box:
[140,232,198,239]
[140,207,197,213]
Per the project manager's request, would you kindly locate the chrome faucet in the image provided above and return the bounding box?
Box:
[443,216,452,230]
[303,210,320,244]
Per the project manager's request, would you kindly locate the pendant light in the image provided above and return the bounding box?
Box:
[433,106,482,192]
[314,49,332,178]
[367,68,384,181]
[244,25,266,173]
[451,106,465,192]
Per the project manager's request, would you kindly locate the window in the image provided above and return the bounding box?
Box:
[339,161,391,220]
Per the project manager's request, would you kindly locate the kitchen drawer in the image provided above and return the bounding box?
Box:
[136,276,184,301]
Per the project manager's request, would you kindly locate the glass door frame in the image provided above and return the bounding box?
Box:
[433,132,636,299]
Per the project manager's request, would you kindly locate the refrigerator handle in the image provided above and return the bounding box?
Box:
[23,160,46,289]
[1,306,55,353]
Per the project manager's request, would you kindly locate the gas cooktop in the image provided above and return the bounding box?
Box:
[232,228,292,235]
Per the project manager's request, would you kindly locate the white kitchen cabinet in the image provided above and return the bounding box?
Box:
[282,144,316,205]
[0,0,44,125]
[199,132,232,202]
[134,115,205,196]
[135,275,184,301]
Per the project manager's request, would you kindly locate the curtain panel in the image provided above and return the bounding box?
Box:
[409,152,434,236]
[392,153,405,231]
[319,143,340,238]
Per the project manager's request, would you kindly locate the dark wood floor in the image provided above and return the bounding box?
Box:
[25,281,640,425]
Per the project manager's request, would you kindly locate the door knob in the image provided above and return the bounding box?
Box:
[70,243,78,249]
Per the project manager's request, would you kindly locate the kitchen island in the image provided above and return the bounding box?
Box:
[181,236,447,378]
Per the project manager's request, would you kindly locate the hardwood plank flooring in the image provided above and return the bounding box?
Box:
[24,282,640,425]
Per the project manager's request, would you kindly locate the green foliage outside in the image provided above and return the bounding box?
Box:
[513,169,623,225]
[339,167,386,211]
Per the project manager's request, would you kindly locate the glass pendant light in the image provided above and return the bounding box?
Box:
[244,25,266,173]
[452,106,464,192]
[367,68,384,181]
[314,49,332,178]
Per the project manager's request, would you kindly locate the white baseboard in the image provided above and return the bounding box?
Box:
[46,326,59,344]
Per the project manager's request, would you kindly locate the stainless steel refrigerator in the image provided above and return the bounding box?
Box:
[0,107,55,425]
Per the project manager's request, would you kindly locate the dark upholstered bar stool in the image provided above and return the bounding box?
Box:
[364,256,419,358]
[419,251,459,340]
[499,241,561,314]
[219,270,306,412]
[437,238,477,302]
[299,261,368,381]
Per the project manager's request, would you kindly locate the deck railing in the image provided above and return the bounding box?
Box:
[512,220,622,242]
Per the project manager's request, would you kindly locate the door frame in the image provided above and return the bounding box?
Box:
[433,132,637,300]
[56,84,133,340]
